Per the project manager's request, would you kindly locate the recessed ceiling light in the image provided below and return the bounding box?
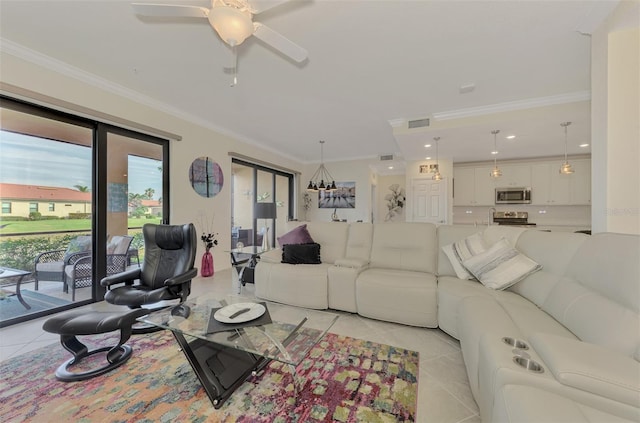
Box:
[388,166,394,170]
[506,135,516,139]
[424,144,431,148]
[425,156,431,160]
[579,143,589,148]
[491,151,499,155]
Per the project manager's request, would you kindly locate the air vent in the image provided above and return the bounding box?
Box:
[408,118,430,129]
[379,154,394,161]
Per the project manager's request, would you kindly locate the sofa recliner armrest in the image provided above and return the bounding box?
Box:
[258,248,283,264]
[334,258,369,269]
[530,333,640,408]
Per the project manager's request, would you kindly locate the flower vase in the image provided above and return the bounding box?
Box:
[201,250,214,277]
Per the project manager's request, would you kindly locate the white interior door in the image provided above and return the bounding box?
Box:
[411,178,448,224]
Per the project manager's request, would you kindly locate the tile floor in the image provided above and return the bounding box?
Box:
[0,268,480,423]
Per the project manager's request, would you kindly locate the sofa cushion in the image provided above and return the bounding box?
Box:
[462,238,542,290]
[530,333,640,408]
[281,243,321,265]
[344,223,373,262]
[369,222,437,273]
[511,230,589,307]
[542,233,640,358]
[254,261,330,309]
[356,267,438,327]
[442,232,487,279]
[304,222,349,264]
[437,276,493,339]
[277,224,314,247]
[494,385,636,423]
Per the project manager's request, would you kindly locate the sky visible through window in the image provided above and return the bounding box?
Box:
[0,131,162,199]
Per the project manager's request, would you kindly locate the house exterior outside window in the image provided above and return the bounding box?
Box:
[1,202,10,214]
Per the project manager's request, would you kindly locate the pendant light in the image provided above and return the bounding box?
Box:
[559,122,574,174]
[432,136,443,181]
[306,140,337,192]
[490,129,502,178]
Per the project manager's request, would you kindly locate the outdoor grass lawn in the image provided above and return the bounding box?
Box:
[0,217,162,235]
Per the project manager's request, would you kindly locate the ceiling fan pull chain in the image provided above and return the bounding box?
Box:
[231,45,238,87]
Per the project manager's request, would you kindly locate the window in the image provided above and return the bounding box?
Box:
[29,202,38,213]
[1,202,10,214]
[48,202,55,212]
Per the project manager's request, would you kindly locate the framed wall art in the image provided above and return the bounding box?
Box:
[318,181,356,209]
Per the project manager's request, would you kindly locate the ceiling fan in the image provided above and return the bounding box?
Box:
[132,0,308,63]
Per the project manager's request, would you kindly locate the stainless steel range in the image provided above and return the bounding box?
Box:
[493,211,536,226]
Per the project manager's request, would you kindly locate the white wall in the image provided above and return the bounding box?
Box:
[591,1,640,234]
[0,52,304,270]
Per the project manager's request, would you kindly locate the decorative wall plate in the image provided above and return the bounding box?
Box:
[189,157,223,198]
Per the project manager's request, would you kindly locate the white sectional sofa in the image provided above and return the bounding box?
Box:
[254,221,640,423]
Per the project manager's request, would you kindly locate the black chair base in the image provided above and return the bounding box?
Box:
[54,344,133,382]
[43,309,149,382]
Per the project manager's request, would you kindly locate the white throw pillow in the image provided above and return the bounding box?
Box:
[442,232,487,279]
[462,238,542,290]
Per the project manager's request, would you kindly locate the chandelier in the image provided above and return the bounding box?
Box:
[307,140,337,192]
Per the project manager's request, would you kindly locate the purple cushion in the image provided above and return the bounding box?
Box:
[277,224,314,247]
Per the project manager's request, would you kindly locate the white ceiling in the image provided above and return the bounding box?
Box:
[0,0,617,171]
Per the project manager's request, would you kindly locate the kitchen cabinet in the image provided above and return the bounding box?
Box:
[454,167,494,206]
[497,165,532,188]
[531,159,590,205]
[454,159,590,207]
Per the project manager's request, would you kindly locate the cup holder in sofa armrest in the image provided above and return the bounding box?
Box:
[502,336,529,350]
[513,356,544,373]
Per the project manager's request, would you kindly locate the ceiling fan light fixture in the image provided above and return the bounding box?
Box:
[208,5,254,46]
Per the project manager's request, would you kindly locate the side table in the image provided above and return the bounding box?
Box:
[228,246,265,292]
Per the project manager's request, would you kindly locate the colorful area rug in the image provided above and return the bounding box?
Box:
[0,330,419,422]
[0,290,71,322]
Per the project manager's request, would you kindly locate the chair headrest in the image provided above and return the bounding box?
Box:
[155,225,185,250]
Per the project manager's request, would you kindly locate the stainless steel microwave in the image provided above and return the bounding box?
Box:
[495,187,531,204]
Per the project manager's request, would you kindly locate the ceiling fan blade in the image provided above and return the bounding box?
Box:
[132,3,209,18]
[248,0,292,14]
[253,22,308,63]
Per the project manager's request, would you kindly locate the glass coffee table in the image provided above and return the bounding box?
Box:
[139,293,339,408]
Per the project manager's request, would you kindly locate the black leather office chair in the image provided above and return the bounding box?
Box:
[101,223,197,322]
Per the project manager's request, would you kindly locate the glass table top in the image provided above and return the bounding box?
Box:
[139,293,339,366]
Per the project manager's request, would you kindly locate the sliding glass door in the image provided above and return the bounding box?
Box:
[231,159,294,249]
[0,96,169,327]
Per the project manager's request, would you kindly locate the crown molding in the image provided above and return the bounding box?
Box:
[0,38,302,163]
[432,91,591,121]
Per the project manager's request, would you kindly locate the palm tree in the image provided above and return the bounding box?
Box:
[74,185,90,192]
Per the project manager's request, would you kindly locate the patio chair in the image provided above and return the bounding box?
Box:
[34,235,92,292]
[64,236,134,301]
